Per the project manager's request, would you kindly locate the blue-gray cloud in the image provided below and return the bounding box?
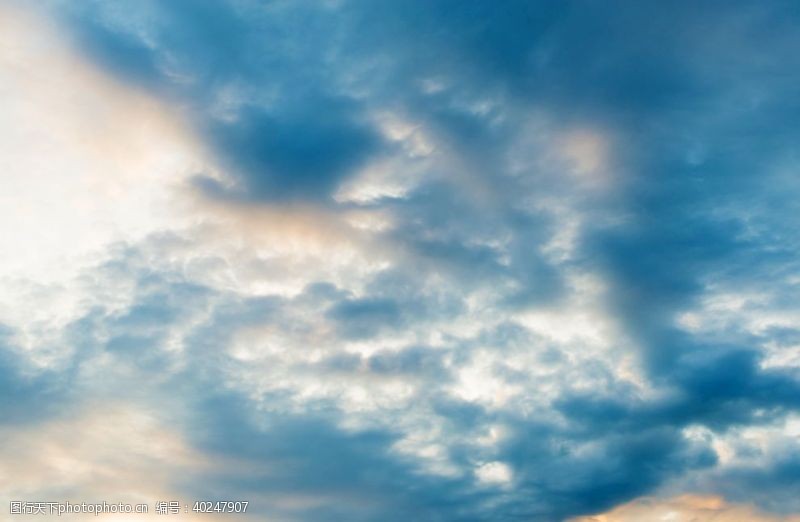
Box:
[6,0,800,520]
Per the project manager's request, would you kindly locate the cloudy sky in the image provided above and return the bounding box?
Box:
[2,1,800,520]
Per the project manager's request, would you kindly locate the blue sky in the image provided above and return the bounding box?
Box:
[1,1,800,520]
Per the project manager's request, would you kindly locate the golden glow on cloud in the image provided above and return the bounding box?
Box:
[0,404,203,498]
[569,494,800,522]
[183,195,394,297]
[559,129,612,181]
[0,403,248,521]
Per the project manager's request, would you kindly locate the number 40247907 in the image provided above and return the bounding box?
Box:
[192,501,249,513]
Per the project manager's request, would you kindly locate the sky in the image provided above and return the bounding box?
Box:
[1,0,800,520]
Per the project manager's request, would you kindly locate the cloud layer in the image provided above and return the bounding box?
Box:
[2,0,800,520]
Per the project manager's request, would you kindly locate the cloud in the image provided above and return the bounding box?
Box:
[2,0,800,520]
[569,494,800,522]
[0,402,249,522]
